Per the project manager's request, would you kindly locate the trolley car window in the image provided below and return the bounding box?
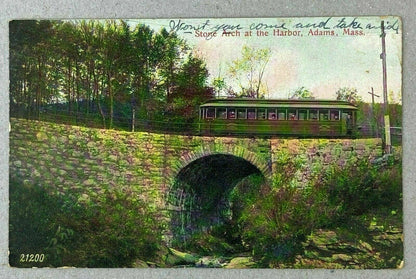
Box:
[206,108,215,119]
[309,110,318,120]
[319,110,329,121]
[217,108,227,119]
[330,110,340,120]
[247,109,256,120]
[277,109,286,120]
[268,109,277,120]
[237,109,247,119]
[199,100,357,136]
[228,108,236,119]
[288,109,297,120]
[298,109,307,120]
[257,109,266,119]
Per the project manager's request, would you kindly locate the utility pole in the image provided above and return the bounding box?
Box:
[368,87,380,137]
[380,20,391,154]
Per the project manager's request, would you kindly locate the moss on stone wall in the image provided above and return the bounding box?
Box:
[10,118,382,222]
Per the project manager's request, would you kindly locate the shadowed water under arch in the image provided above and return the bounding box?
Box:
[168,154,264,247]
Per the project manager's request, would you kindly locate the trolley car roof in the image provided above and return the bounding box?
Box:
[200,98,357,110]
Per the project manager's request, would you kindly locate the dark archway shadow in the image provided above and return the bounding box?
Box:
[167,154,263,251]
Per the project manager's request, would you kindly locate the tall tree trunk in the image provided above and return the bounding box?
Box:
[75,60,80,124]
[167,59,174,102]
[93,70,106,128]
[86,72,91,116]
[24,78,29,119]
[108,71,113,129]
[256,62,268,99]
[140,77,145,118]
[36,60,42,120]
[130,76,135,132]
[27,63,33,119]
[131,100,135,132]
[67,59,72,114]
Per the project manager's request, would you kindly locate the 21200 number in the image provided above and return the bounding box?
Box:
[19,254,45,263]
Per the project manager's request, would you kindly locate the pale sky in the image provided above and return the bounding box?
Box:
[127,17,402,103]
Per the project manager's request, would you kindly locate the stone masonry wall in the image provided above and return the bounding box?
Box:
[9,118,382,210]
[9,119,271,209]
[270,138,383,188]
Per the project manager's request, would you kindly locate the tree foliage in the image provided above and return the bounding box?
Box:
[212,77,226,97]
[227,156,402,267]
[227,45,271,98]
[9,20,214,130]
[322,159,402,217]
[9,177,164,267]
[229,157,333,266]
[290,87,314,99]
[388,89,401,104]
[335,87,362,104]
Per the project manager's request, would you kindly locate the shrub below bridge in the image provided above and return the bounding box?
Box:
[9,177,164,267]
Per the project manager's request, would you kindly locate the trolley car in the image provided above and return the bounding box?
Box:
[199,98,358,137]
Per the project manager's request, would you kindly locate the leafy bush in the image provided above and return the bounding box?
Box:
[230,174,333,266]
[61,189,164,267]
[226,158,402,267]
[9,177,65,267]
[9,177,164,267]
[322,159,402,219]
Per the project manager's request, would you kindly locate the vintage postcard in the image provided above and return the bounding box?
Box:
[9,17,402,268]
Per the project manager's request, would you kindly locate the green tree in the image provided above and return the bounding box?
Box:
[388,89,402,104]
[130,24,155,121]
[212,77,226,98]
[54,22,80,115]
[290,87,314,99]
[168,55,214,124]
[101,20,132,129]
[10,20,211,131]
[9,20,55,119]
[227,45,271,98]
[155,29,187,103]
[78,20,107,127]
[335,87,362,104]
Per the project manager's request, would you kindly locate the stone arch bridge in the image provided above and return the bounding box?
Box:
[10,118,382,238]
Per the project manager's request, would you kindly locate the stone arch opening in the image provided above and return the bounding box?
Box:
[167,153,264,249]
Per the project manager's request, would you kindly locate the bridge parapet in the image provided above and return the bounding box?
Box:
[270,138,382,188]
[9,118,382,213]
